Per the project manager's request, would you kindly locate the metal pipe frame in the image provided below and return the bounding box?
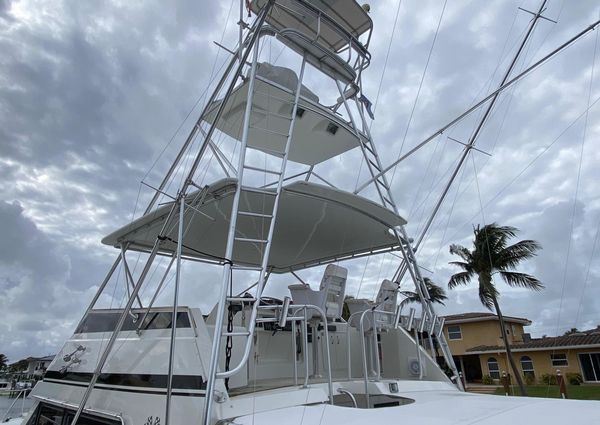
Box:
[203,6,274,423]
[136,255,176,334]
[69,198,180,425]
[164,197,186,425]
[120,247,143,309]
[216,55,307,380]
[354,13,600,195]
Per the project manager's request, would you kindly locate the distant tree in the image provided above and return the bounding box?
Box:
[342,296,354,321]
[9,359,28,373]
[0,354,8,370]
[399,277,447,308]
[563,328,579,336]
[448,223,543,397]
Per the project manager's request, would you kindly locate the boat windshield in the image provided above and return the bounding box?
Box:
[29,403,121,425]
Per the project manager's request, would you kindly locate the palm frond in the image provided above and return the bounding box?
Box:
[399,290,418,307]
[424,278,447,305]
[449,244,473,262]
[448,261,473,271]
[478,280,498,310]
[499,271,544,290]
[496,240,541,270]
[448,271,473,289]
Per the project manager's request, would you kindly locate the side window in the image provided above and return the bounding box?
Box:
[31,403,120,425]
[34,404,64,425]
[551,353,568,367]
[487,357,500,379]
[447,325,462,340]
[520,356,535,378]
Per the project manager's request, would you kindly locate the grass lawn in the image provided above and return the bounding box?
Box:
[494,385,600,400]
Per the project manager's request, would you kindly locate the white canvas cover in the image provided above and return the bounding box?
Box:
[102,179,406,273]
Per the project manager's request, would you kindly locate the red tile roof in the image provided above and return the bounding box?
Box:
[443,312,531,325]
[466,326,600,353]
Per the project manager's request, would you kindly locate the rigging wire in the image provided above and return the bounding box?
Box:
[554,5,599,347]
[438,91,600,255]
[354,0,403,191]
[390,0,447,187]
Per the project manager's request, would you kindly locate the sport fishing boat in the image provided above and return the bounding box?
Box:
[12,1,600,424]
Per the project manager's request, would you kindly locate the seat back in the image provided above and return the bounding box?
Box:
[319,264,348,320]
[374,279,398,329]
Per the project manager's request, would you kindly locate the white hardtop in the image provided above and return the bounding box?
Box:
[251,0,373,52]
[102,178,406,272]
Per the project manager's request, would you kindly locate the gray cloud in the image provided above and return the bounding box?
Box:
[1,0,600,362]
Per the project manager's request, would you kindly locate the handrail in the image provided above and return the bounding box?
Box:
[1,389,28,422]
[356,308,398,407]
[337,388,358,408]
[267,0,371,72]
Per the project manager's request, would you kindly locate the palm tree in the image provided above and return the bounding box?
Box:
[400,278,448,360]
[0,354,7,371]
[399,277,448,308]
[448,223,542,396]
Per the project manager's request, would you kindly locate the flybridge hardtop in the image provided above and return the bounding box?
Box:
[16,1,600,425]
[102,178,406,272]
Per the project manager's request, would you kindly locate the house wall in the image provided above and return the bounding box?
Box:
[477,349,593,383]
[445,321,526,356]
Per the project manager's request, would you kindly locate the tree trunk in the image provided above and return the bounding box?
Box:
[492,296,528,396]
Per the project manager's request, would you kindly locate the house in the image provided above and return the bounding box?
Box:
[23,355,55,379]
[442,313,600,384]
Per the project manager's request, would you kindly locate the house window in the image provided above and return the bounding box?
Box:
[447,325,462,340]
[579,353,600,382]
[520,356,535,379]
[551,353,568,367]
[487,357,500,379]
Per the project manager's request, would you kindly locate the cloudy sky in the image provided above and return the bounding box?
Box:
[1,0,600,362]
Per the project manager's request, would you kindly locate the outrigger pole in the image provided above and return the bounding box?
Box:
[354,14,600,196]
[393,0,549,283]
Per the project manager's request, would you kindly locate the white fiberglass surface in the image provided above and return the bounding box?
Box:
[234,391,600,424]
[102,179,405,273]
[203,75,362,166]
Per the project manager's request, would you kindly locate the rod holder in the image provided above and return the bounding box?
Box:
[418,312,428,333]
[429,314,438,335]
[436,317,445,339]
[278,296,291,328]
[406,307,416,331]
[393,305,402,329]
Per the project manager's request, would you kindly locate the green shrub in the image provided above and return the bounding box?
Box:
[524,373,536,385]
[540,373,557,385]
[482,375,495,385]
[566,372,583,385]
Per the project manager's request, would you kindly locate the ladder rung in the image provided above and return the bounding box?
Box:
[368,158,380,170]
[222,331,251,337]
[238,211,273,219]
[243,164,282,176]
[250,125,289,138]
[235,237,268,244]
[231,265,263,271]
[241,186,277,196]
[227,296,257,302]
[362,141,376,155]
[376,178,389,189]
